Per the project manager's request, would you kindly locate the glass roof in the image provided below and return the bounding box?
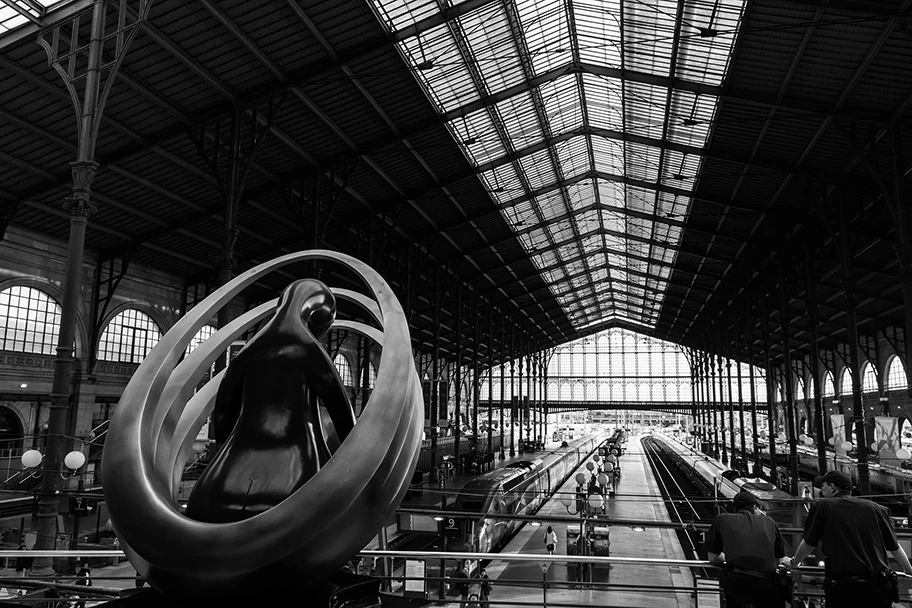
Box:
[369,0,745,330]
[0,0,82,36]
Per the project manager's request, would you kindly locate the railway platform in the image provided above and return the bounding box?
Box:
[484,433,699,608]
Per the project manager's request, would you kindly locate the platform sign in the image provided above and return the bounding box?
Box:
[441,516,461,538]
[403,559,426,598]
[539,562,550,573]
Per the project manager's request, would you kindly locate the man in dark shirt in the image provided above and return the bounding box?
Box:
[785,470,912,608]
[704,490,787,608]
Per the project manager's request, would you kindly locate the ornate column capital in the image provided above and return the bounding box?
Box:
[64,161,100,217]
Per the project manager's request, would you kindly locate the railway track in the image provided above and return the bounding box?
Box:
[641,436,714,570]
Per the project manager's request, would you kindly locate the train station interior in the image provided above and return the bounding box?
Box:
[0,0,911,606]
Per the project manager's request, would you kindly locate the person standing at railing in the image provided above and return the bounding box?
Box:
[784,470,912,608]
[704,490,788,608]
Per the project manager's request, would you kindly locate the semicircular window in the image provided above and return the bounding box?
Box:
[333,353,353,386]
[0,285,65,355]
[98,309,163,364]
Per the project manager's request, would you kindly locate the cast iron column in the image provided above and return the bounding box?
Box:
[733,319,747,470]
[745,302,762,475]
[510,326,516,457]
[487,300,493,454]
[805,243,828,473]
[499,314,505,458]
[35,0,153,573]
[760,295,778,484]
[779,281,800,495]
[836,190,871,495]
[453,284,463,470]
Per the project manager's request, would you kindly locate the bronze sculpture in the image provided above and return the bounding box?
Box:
[102,251,423,602]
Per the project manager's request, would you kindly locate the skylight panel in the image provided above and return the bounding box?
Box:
[602,210,625,234]
[0,5,28,33]
[533,250,558,269]
[516,0,573,76]
[591,137,624,175]
[667,89,716,147]
[540,75,584,135]
[575,207,601,234]
[554,136,590,179]
[597,179,625,207]
[574,0,622,69]
[508,206,539,235]
[581,73,624,132]
[482,163,522,204]
[370,0,442,32]
[549,219,575,243]
[624,81,669,140]
[400,28,479,113]
[451,112,507,167]
[657,190,689,219]
[581,232,602,254]
[494,91,544,150]
[623,0,676,76]
[558,243,578,262]
[565,179,596,211]
[677,0,744,86]
[542,268,565,284]
[624,141,662,183]
[536,189,565,220]
[527,228,550,250]
[660,149,699,191]
[461,3,527,94]
[518,148,557,191]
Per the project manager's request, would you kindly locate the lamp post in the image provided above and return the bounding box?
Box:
[559,471,605,587]
[20,446,88,575]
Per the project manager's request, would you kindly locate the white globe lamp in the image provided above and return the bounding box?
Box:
[21,449,42,468]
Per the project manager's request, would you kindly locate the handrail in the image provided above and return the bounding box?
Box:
[360,549,722,568]
[0,548,724,569]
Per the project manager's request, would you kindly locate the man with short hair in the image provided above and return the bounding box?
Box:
[704,490,787,608]
[785,470,912,608]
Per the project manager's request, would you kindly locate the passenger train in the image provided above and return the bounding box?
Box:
[451,430,618,553]
[647,432,805,536]
[763,443,912,504]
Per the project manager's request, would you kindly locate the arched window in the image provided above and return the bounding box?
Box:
[367,361,377,388]
[98,309,162,363]
[0,285,64,355]
[546,382,557,400]
[861,362,878,393]
[572,383,584,401]
[886,356,908,390]
[822,372,836,397]
[840,368,854,396]
[611,382,623,401]
[638,383,649,401]
[795,378,806,401]
[185,325,216,356]
[333,353,353,386]
[651,383,663,402]
[560,383,572,401]
[585,382,597,401]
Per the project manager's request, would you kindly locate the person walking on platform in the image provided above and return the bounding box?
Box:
[544,526,557,555]
[784,470,912,608]
[704,490,787,608]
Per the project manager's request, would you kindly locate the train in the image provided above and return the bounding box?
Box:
[646,432,806,538]
[450,430,613,553]
[762,443,912,508]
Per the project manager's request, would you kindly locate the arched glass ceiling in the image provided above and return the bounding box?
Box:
[368,0,745,330]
